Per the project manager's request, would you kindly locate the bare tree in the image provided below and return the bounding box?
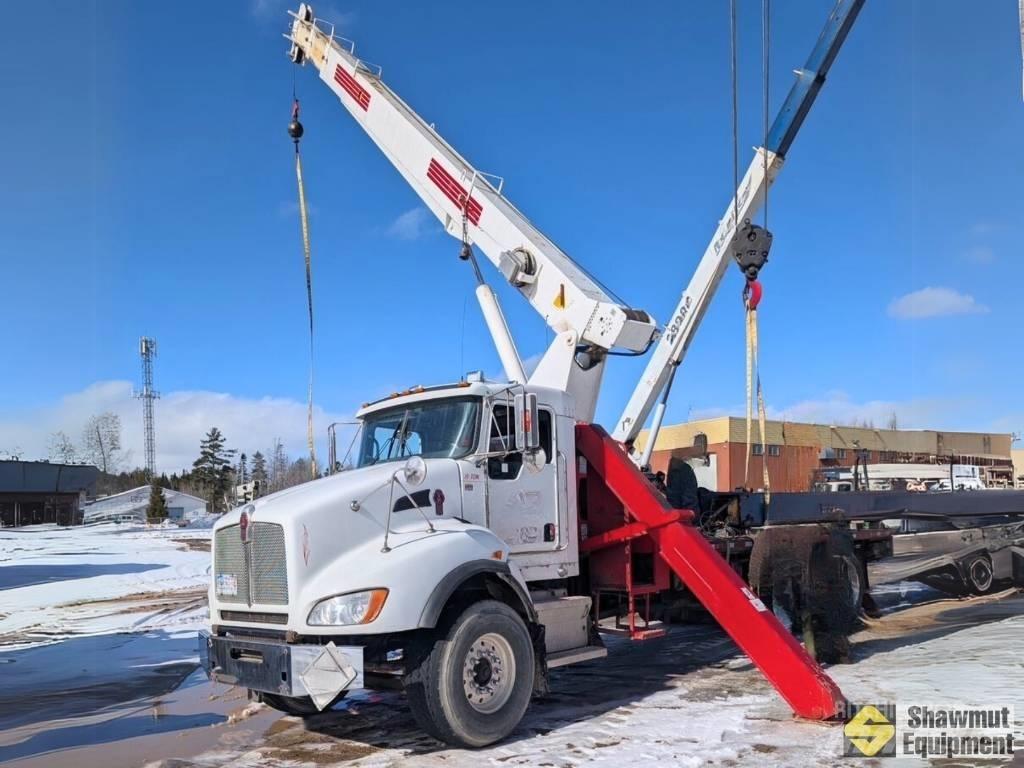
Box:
[81,413,123,474]
[886,411,899,431]
[48,431,78,463]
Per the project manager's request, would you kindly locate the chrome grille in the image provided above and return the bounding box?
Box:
[220,610,288,625]
[214,522,288,606]
[214,526,249,604]
[251,523,289,604]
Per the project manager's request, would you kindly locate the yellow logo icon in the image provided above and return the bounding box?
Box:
[844,705,896,757]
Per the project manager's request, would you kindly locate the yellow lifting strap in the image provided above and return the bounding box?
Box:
[743,294,770,502]
[290,100,318,479]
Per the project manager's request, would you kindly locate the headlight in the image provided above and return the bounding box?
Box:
[307,589,388,626]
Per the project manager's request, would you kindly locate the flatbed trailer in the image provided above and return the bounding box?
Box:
[742,490,1024,595]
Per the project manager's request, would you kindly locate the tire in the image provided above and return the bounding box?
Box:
[405,600,534,748]
[260,691,347,717]
[839,553,866,612]
[964,554,994,595]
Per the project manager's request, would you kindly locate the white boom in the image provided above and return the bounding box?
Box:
[287,6,656,418]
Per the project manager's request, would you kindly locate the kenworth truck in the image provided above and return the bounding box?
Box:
[200,1,867,746]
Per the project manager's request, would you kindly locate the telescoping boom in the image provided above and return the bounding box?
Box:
[615,0,866,449]
[286,6,656,422]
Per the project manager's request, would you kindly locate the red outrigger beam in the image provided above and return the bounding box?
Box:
[576,424,846,721]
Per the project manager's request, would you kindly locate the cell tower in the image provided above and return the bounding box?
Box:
[135,337,160,480]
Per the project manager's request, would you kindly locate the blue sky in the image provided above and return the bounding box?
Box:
[1,1,1022,470]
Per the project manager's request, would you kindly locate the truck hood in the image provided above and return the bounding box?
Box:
[213,459,466,585]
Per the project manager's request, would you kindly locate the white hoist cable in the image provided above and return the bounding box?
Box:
[743,290,770,502]
[289,98,319,479]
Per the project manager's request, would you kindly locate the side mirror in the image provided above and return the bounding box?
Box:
[514,393,540,452]
[401,456,427,486]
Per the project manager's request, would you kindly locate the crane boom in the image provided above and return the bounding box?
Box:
[287,8,657,372]
[614,0,865,447]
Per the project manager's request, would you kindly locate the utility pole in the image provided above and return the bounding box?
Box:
[135,337,160,480]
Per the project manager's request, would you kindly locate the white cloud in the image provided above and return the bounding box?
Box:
[691,390,964,430]
[250,0,281,19]
[964,245,995,264]
[485,352,545,384]
[386,207,433,241]
[887,287,989,319]
[0,381,351,475]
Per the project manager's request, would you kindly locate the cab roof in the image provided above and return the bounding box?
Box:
[356,381,503,418]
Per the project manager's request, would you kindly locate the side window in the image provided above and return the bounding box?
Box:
[486,403,554,477]
[488,404,522,479]
[538,409,553,464]
[489,404,515,453]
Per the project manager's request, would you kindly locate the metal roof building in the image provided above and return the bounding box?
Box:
[638,417,1015,492]
[0,461,100,527]
[83,486,208,524]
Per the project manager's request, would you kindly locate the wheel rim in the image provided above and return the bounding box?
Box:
[970,559,993,591]
[462,632,516,714]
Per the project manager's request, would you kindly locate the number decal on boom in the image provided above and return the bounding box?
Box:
[665,296,693,345]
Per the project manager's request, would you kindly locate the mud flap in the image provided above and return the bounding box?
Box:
[1012,546,1024,586]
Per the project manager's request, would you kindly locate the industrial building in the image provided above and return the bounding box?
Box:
[0,460,100,527]
[639,417,1015,492]
[83,486,208,524]
[1013,449,1024,488]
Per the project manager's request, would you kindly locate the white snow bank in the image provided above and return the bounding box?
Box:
[0,523,211,648]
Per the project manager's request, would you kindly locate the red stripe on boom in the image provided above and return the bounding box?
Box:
[427,159,482,225]
[333,65,371,111]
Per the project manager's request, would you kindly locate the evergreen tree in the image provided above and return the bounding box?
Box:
[192,427,237,514]
[251,451,268,484]
[250,451,268,498]
[269,439,289,492]
[147,484,169,522]
[237,453,249,485]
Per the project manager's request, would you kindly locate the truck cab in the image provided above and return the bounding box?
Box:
[203,380,598,746]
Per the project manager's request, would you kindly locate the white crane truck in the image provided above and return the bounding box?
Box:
[201,1,863,746]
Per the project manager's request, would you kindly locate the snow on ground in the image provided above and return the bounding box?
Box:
[149,602,1022,768]
[0,524,1021,768]
[0,523,210,647]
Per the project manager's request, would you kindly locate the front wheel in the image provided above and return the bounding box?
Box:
[405,600,534,748]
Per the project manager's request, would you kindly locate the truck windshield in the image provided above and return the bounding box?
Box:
[357,397,481,467]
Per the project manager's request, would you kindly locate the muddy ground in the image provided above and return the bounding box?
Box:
[1,586,1021,768]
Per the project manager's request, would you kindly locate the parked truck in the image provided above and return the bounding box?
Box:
[200,2,870,746]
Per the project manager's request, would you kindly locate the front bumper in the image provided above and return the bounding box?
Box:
[199,631,363,707]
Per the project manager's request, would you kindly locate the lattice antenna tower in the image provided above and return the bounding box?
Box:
[135,337,160,479]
